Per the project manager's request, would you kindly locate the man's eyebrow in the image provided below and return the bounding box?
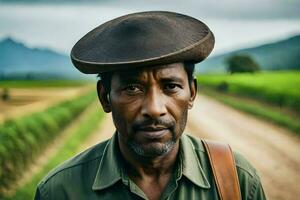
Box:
[118,76,142,85]
[160,76,184,83]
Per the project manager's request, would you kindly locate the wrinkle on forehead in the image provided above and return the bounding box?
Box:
[114,62,185,83]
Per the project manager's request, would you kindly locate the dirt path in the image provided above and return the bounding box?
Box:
[187,95,300,200]
[79,95,300,199]
[80,113,115,151]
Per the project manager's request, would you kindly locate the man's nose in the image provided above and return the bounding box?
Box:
[141,88,167,118]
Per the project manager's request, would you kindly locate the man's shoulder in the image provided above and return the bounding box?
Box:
[233,151,257,177]
[184,134,257,177]
[185,134,265,199]
[39,138,110,185]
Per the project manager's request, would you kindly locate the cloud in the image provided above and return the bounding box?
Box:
[109,0,300,19]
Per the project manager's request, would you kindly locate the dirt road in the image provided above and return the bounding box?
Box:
[187,95,300,200]
[84,95,300,200]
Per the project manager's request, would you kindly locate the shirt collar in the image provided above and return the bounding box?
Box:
[180,134,210,188]
[92,132,122,190]
[92,133,210,190]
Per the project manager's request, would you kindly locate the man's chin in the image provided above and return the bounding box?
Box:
[128,140,176,158]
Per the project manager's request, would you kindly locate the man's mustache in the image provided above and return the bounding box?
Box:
[132,118,175,130]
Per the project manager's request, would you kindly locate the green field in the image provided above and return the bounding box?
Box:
[196,70,300,134]
[0,80,92,88]
[0,79,107,198]
[197,71,300,112]
[6,102,104,200]
[0,90,97,197]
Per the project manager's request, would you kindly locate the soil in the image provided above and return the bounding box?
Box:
[0,86,92,123]
[79,113,115,151]
[186,95,300,200]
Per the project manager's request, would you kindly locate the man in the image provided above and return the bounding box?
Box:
[35,11,266,200]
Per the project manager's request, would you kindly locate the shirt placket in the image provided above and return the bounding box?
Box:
[121,167,148,200]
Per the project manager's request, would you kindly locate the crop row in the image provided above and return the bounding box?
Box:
[196,71,300,112]
[0,91,97,195]
[0,80,90,88]
[9,100,105,200]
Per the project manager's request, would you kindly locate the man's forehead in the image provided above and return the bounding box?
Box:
[112,63,186,81]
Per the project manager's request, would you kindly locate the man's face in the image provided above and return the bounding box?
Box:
[99,63,196,158]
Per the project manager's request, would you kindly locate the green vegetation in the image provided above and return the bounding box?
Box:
[0,91,97,196]
[226,54,260,73]
[202,89,300,134]
[197,71,300,134]
[197,71,300,112]
[1,88,10,101]
[0,80,92,88]
[6,103,104,200]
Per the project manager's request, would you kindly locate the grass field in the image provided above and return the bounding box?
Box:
[0,83,94,123]
[5,102,104,200]
[0,90,97,196]
[0,79,105,199]
[0,80,92,88]
[197,71,300,112]
[196,70,300,134]
[202,89,300,134]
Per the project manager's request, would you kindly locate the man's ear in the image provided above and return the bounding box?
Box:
[188,78,197,109]
[97,81,112,113]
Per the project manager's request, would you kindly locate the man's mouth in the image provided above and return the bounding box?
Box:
[136,126,169,139]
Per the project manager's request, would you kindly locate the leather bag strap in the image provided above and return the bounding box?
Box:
[202,139,242,200]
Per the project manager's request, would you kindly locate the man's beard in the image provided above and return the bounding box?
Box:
[127,133,177,157]
[112,107,188,158]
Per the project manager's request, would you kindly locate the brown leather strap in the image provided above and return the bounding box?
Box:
[203,139,242,200]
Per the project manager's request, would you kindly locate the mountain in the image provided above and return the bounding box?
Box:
[197,35,300,73]
[2,34,299,79]
[0,37,86,80]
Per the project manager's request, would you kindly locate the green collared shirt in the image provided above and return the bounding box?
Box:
[35,133,266,200]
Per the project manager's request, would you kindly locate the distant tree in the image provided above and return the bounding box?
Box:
[226,54,260,73]
[1,88,10,101]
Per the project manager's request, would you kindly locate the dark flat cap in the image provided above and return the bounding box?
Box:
[71,11,215,74]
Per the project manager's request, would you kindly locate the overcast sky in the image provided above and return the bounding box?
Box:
[0,0,300,55]
[112,0,300,19]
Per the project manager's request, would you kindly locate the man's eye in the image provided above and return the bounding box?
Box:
[164,83,181,91]
[124,85,142,93]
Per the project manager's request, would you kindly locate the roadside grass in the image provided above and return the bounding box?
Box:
[200,88,300,135]
[0,80,92,88]
[5,102,105,200]
[0,91,96,193]
[197,71,300,112]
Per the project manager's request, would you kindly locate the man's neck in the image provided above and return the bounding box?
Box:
[118,139,180,179]
[118,139,180,200]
